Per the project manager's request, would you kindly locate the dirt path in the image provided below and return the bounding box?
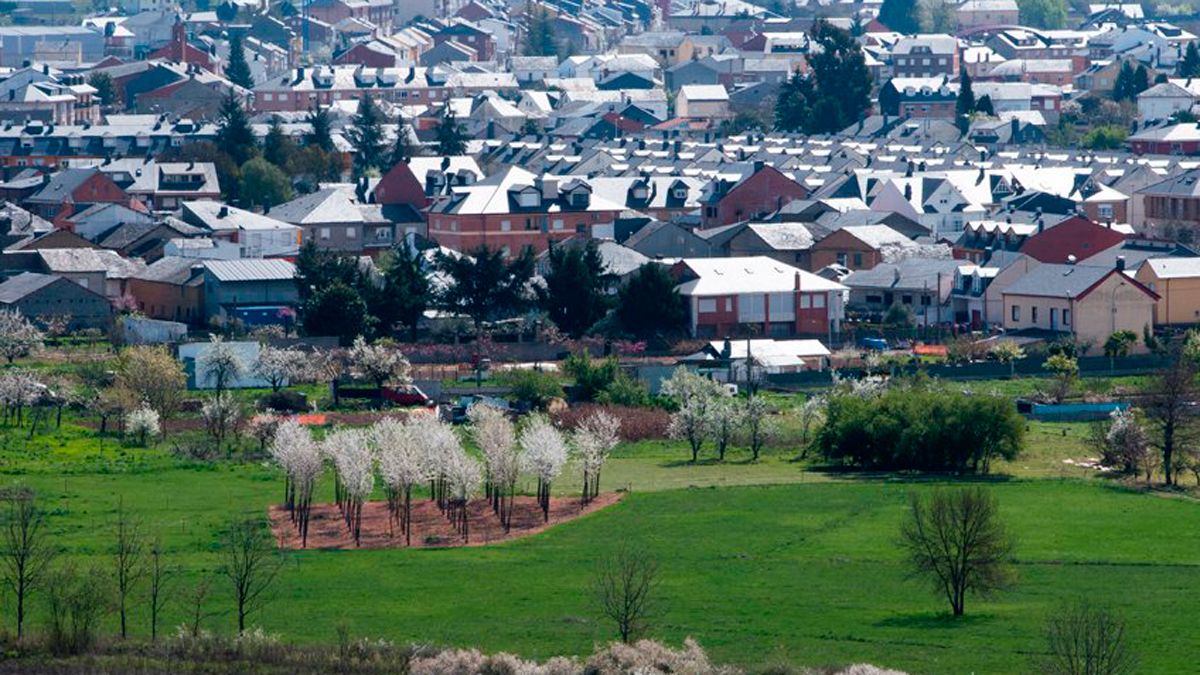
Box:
[270,492,623,550]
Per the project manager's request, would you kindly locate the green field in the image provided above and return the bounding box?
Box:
[2,410,1197,674]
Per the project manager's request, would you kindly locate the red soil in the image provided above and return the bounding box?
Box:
[269,492,623,550]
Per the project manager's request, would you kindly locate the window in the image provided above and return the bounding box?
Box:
[1012,305,1020,321]
[1063,309,1071,326]
[1098,204,1113,219]
[279,93,288,101]
[853,253,863,267]
[698,298,717,313]
[813,294,825,309]
[553,219,564,231]
[263,93,274,102]
[320,227,331,240]
[902,295,913,305]
[921,296,931,306]
[725,298,732,311]
[500,220,512,232]
[705,206,718,218]
[799,295,812,309]
[346,227,356,239]
[1050,308,1058,326]
[1031,306,1039,323]
[836,252,848,265]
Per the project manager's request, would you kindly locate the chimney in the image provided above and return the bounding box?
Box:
[218,205,228,218]
[753,159,764,173]
[541,177,558,200]
[1116,256,1126,271]
[794,271,801,290]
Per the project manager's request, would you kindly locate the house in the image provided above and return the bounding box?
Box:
[426,167,624,256]
[179,202,302,258]
[1136,81,1196,121]
[1134,257,1200,325]
[723,222,817,267]
[671,256,847,339]
[842,258,965,325]
[23,168,140,223]
[809,225,916,272]
[12,247,145,298]
[1001,258,1157,351]
[1136,169,1200,231]
[680,338,833,376]
[891,35,959,79]
[201,258,298,325]
[624,220,714,259]
[957,0,1019,29]
[1127,123,1200,155]
[879,78,958,119]
[951,251,1040,329]
[675,84,731,120]
[1018,216,1128,264]
[0,271,110,329]
[127,256,205,325]
[701,163,809,228]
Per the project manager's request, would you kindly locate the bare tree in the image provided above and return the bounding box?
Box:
[113,499,146,639]
[147,538,172,642]
[1040,601,1136,675]
[591,542,659,643]
[899,487,1015,617]
[220,517,283,633]
[0,486,56,639]
[1142,354,1197,486]
[185,576,218,638]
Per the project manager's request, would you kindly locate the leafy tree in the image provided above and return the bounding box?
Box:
[541,241,611,338]
[435,108,469,156]
[990,340,1025,376]
[88,72,116,108]
[301,281,372,346]
[346,95,387,177]
[239,157,293,209]
[263,116,295,169]
[616,263,686,340]
[879,0,920,33]
[436,245,534,334]
[114,346,186,419]
[305,106,335,152]
[957,69,976,119]
[375,240,429,340]
[900,487,1015,617]
[225,33,254,90]
[922,0,956,32]
[1018,0,1067,29]
[774,21,871,134]
[976,94,995,116]
[0,310,43,364]
[215,0,237,21]
[523,4,559,56]
[216,93,257,166]
[563,351,621,402]
[1103,330,1138,363]
[496,369,562,410]
[1081,125,1128,150]
[1043,353,1078,404]
[1181,42,1200,78]
[289,145,341,187]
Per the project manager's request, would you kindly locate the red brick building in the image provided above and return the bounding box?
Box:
[22,168,142,225]
[701,163,809,228]
[1018,216,1127,264]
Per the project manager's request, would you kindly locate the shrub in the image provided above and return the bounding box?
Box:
[258,390,310,413]
[816,388,1023,472]
[553,404,670,442]
[495,369,563,410]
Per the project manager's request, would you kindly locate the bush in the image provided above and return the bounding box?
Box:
[816,388,1023,472]
[495,369,563,410]
[553,404,670,442]
[258,390,310,413]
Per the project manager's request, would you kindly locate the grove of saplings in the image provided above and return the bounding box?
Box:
[273,405,619,547]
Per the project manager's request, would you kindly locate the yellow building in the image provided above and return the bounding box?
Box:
[1135,258,1200,326]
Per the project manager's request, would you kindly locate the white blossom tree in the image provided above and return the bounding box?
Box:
[0,310,43,364]
[270,419,322,547]
[374,417,430,545]
[442,449,483,541]
[662,368,724,463]
[520,415,569,522]
[709,396,738,461]
[572,410,620,504]
[327,428,374,546]
[124,403,160,446]
[197,334,245,397]
[201,393,243,451]
[0,370,41,427]
[742,395,776,461]
[348,336,411,401]
[467,404,520,529]
[252,346,307,392]
[408,412,463,516]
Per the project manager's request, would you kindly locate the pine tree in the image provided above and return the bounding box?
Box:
[1182,42,1200,78]
[225,33,254,90]
[957,69,976,118]
[1113,60,1135,101]
[773,21,871,134]
[1133,64,1150,97]
[346,94,387,176]
[377,239,430,340]
[88,72,116,108]
[975,94,994,116]
[263,116,294,169]
[523,5,558,57]
[391,114,420,166]
[541,241,612,338]
[878,0,920,34]
[216,93,257,166]
[435,108,468,156]
[305,106,334,152]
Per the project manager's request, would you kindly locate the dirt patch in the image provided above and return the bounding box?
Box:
[270,492,624,550]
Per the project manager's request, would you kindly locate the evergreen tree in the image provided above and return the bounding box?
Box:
[1182,42,1200,78]
[88,72,116,108]
[305,106,334,152]
[436,245,534,334]
[215,93,257,166]
[294,238,359,303]
[435,108,469,156]
[878,0,920,34]
[773,21,871,134]
[975,94,995,116]
[390,116,419,166]
[263,116,295,168]
[1133,64,1150,97]
[541,241,612,338]
[375,239,430,340]
[523,5,559,57]
[1018,0,1067,30]
[225,33,254,90]
[301,281,372,346]
[957,69,976,118]
[346,94,387,176]
[1113,60,1136,101]
[616,264,686,340]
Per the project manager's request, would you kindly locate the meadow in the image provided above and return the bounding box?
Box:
[3,406,1198,674]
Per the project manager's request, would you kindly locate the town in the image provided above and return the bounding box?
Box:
[0,0,1189,673]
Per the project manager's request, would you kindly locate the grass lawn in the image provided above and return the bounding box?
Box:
[0,415,1192,674]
